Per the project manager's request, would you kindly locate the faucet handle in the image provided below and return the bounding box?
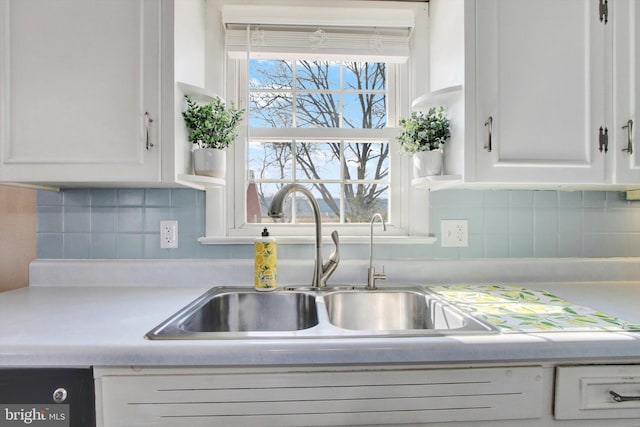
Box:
[327,230,340,264]
[321,230,340,286]
[367,265,386,290]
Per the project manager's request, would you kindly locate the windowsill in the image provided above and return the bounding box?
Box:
[198,235,437,245]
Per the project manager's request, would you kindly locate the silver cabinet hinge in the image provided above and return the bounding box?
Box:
[599,0,608,24]
[599,126,609,153]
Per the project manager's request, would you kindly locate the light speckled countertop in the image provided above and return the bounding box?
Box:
[1,259,640,367]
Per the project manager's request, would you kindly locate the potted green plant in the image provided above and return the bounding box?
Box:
[182,94,244,178]
[397,106,450,177]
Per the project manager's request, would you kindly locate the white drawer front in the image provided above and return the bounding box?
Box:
[555,365,640,420]
[97,366,543,426]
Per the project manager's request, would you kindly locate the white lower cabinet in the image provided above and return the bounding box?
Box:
[94,365,544,426]
[555,365,640,420]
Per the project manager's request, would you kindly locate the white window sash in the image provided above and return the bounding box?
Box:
[227,58,405,238]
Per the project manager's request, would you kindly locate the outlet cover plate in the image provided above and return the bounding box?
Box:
[441,219,468,248]
[160,220,178,249]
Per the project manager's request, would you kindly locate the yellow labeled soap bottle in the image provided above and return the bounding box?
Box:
[255,227,277,291]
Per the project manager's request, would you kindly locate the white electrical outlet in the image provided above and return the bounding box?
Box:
[441,219,468,247]
[160,220,178,249]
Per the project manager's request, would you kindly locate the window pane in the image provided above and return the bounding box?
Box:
[344,142,389,180]
[343,62,386,91]
[295,93,340,128]
[249,61,387,130]
[248,183,286,224]
[289,184,339,224]
[250,59,292,90]
[296,60,339,90]
[313,184,340,224]
[267,184,340,224]
[248,141,293,180]
[295,142,341,181]
[344,184,389,223]
[342,93,386,129]
[250,93,293,127]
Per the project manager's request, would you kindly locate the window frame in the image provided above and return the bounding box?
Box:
[225,56,413,238]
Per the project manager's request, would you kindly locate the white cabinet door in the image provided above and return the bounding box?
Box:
[0,0,161,184]
[613,0,640,184]
[472,0,608,184]
[95,365,543,427]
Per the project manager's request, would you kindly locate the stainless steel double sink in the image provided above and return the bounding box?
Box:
[146,286,498,340]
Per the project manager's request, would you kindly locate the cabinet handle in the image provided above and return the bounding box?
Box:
[610,390,640,402]
[145,112,155,150]
[484,116,493,152]
[622,119,633,155]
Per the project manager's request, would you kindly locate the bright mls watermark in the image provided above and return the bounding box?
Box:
[1,405,69,426]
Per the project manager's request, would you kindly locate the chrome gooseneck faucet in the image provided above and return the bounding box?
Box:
[367,213,387,290]
[268,184,339,288]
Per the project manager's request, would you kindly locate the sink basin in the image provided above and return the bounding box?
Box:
[324,290,468,331]
[146,288,319,339]
[146,286,498,340]
[181,291,318,332]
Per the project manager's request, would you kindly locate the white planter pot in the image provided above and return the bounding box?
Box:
[413,150,443,178]
[193,148,226,178]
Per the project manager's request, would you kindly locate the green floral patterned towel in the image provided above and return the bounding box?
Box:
[428,285,640,333]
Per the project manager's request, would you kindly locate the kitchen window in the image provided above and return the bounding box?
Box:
[245,59,395,227]
[211,2,431,241]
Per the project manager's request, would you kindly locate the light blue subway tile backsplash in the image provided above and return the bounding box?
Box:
[63,233,91,259]
[558,191,582,207]
[117,189,144,206]
[117,207,143,233]
[91,234,117,259]
[484,191,510,208]
[117,234,143,259]
[91,207,117,233]
[37,206,63,233]
[35,189,640,259]
[64,206,91,233]
[144,189,171,207]
[509,233,534,258]
[63,189,90,206]
[533,191,558,208]
[90,189,118,207]
[36,233,63,258]
[509,190,534,208]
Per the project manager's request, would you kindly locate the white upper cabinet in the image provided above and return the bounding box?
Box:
[613,0,640,184]
[470,0,609,184]
[0,0,161,184]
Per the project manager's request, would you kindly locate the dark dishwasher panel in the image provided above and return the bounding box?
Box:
[0,368,95,427]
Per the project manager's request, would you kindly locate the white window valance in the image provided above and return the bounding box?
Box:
[221,4,415,63]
